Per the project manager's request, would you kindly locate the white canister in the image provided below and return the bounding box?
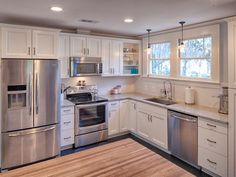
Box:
[185,87,195,105]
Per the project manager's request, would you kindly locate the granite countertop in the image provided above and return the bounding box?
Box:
[101,92,228,124]
[61,99,75,107]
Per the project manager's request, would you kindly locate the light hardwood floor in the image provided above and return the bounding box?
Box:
[0,138,195,177]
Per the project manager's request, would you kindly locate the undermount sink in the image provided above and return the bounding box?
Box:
[144,98,176,105]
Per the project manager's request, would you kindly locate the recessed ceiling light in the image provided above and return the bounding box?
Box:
[124,18,134,23]
[50,6,63,12]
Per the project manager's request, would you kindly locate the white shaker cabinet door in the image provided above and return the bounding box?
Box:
[136,110,150,139]
[32,30,59,59]
[111,40,123,75]
[228,21,236,88]
[59,35,70,78]
[86,37,101,57]
[108,102,120,136]
[70,36,86,57]
[149,113,168,149]
[129,101,137,133]
[1,27,32,58]
[101,39,111,75]
[119,100,129,132]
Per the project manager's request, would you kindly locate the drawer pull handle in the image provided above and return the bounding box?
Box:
[206,123,216,128]
[63,109,71,112]
[207,159,217,165]
[64,136,71,140]
[63,121,71,124]
[207,139,216,144]
[111,103,117,106]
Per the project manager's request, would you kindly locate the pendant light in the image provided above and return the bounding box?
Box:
[146,29,152,55]
[178,21,185,49]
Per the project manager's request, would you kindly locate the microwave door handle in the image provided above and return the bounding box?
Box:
[97,64,100,74]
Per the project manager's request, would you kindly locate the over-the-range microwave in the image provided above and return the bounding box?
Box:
[70,57,103,77]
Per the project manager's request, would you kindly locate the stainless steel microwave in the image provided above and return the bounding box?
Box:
[70,57,103,77]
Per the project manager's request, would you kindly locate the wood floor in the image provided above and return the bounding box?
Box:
[0,138,195,177]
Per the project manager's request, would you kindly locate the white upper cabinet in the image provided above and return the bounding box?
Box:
[1,26,59,59]
[228,20,236,88]
[101,39,111,75]
[70,35,101,57]
[32,30,59,59]
[101,39,123,76]
[86,37,101,57]
[1,27,32,58]
[111,40,123,75]
[70,36,86,57]
[59,34,70,78]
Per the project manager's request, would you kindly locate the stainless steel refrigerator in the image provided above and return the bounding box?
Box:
[1,59,60,170]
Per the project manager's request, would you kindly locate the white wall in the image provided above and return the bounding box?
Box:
[62,76,137,95]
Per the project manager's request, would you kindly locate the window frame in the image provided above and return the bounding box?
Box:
[148,41,172,77]
[178,35,213,80]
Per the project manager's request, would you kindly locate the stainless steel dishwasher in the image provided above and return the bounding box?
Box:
[168,110,198,167]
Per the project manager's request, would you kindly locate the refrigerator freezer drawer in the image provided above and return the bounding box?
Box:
[1,124,60,169]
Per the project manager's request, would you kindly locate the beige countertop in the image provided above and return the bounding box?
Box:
[101,92,228,124]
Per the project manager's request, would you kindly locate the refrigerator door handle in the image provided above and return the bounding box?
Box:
[28,74,32,115]
[8,126,56,137]
[36,72,39,114]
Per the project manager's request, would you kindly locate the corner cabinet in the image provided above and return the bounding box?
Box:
[1,26,59,59]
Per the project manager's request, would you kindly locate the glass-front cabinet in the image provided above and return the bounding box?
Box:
[123,41,140,75]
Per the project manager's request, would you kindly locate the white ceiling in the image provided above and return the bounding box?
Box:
[0,0,236,36]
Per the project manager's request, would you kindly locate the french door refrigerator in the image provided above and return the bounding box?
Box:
[1,59,60,170]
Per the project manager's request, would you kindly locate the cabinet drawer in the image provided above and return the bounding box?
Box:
[61,129,74,147]
[198,117,227,135]
[61,115,74,130]
[137,102,167,117]
[109,101,120,108]
[198,147,227,177]
[198,127,227,156]
[61,107,74,115]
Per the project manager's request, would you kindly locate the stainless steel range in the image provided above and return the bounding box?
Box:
[66,86,108,147]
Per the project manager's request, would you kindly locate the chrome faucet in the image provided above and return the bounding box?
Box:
[163,80,173,100]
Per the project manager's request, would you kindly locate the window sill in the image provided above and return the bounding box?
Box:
[144,75,220,85]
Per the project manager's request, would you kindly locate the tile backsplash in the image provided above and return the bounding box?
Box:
[62,76,137,95]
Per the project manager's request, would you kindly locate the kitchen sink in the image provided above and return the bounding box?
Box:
[144,98,176,105]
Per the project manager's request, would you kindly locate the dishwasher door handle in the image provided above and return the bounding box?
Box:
[171,115,197,123]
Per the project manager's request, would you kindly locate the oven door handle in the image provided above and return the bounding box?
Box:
[76,102,108,108]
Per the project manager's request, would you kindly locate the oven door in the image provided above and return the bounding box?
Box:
[75,102,108,135]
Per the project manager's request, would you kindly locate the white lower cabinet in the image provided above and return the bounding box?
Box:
[119,100,129,132]
[129,101,137,133]
[198,117,228,177]
[108,101,120,135]
[150,113,168,149]
[136,102,168,150]
[137,111,150,139]
[60,106,74,148]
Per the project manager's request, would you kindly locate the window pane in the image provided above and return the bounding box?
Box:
[150,60,170,76]
[151,42,171,59]
[181,37,212,58]
[180,59,211,79]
